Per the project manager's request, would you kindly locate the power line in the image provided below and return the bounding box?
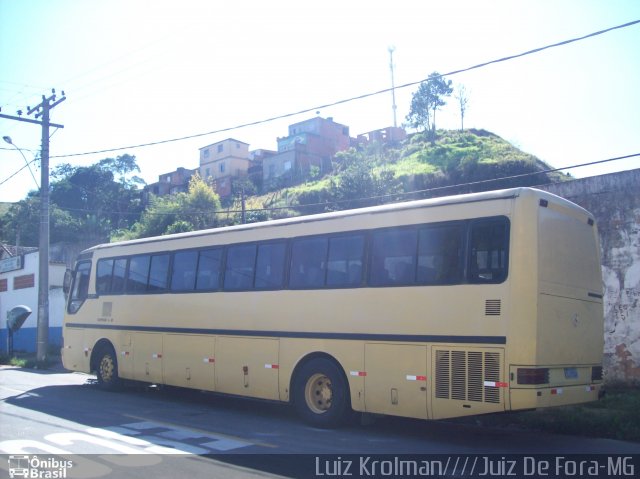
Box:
[0,157,40,188]
[49,19,640,160]
[52,152,640,218]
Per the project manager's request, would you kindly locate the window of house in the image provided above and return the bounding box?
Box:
[219,162,226,173]
[217,144,224,153]
[203,149,210,158]
[13,274,35,290]
[284,161,292,171]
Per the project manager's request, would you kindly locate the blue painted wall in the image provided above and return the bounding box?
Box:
[0,327,62,354]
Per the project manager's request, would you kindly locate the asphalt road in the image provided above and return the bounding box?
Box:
[1,364,638,478]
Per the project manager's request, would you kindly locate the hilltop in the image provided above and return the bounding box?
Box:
[239,129,568,221]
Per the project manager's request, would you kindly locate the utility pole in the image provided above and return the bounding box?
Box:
[388,46,398,128]
[0,90,65,363]
[241,186,246,224]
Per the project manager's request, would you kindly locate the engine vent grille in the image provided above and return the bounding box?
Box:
[485,299,501,316]
[435,349,502,404]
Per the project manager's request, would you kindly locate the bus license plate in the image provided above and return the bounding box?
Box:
[564,367,578,379]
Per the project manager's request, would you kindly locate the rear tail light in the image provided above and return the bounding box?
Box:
[591,366,603,381]
[517,368,549,385]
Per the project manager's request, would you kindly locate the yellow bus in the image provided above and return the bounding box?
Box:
[62,187,604,427]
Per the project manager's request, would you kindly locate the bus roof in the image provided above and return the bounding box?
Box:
[82,187,581,254]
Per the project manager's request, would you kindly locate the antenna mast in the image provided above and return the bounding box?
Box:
[388,46,398,128]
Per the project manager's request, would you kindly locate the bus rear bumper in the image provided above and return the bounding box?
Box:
[509,383,603,410]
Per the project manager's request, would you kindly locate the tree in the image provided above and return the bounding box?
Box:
[115,173,221,240]
[406,72,453,142]
[49,154,145,241]
[182,173,222,230]
[330,148,402,210]
[0,192,82,246]
[455,84,470,131]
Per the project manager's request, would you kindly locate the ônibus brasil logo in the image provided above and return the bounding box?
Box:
[8,455,73,479]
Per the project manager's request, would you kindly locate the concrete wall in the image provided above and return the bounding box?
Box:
[540,169,640,384]
[0,251,66,354]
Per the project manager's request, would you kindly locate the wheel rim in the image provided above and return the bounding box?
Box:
[99,354,115,383]
[304,373,332,414]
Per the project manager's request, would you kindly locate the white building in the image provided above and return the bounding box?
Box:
[0,250,67,354]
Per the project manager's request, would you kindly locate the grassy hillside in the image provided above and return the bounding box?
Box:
[240,129,568,221]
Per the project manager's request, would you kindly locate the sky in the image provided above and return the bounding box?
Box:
[1,0,639,202]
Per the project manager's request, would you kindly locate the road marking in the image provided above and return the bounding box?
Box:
[123,414,277,448]
[0,419,265,456]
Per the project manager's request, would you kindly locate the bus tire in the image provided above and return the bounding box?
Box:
[293,358,350,428]
[95,345,121,391]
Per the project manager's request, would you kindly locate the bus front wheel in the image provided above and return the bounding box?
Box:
[95,345,121,391]
[293,358,350,428]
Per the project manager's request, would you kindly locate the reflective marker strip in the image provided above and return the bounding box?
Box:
[585,385,595,392]
[121,351,130,356]
[551,388,563,395]
[406,375,427,381]
[264,364,279,369]
[152,353,162,359]
[202,357,215,363]
[350,371,367,377]
[483,381,509,388]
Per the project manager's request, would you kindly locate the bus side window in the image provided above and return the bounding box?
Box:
[417,225,463,285]
[255,242,286,289]
[96,259,114,294]
[111,258,127,293]
[68,261,91,314]
[369,229,417,286]
[468,218,509,283]
[326,235,365,287]
[196,248,222,290]
[127,255,151,293]
[172,251,198,291]
[148,254,170,291]
[224,244,257,291]
[289,237,328,289]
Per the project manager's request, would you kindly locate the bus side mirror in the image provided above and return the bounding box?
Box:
[63,269,73,296]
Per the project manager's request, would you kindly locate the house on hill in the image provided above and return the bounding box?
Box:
[262,116,351,185]
[143,167,196,205]
[199,139,254,198]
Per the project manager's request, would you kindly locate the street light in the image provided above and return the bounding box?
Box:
[3,135,39,189]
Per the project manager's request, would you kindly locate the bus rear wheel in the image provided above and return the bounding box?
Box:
[293,358,350,428]
[95,345,121,391]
